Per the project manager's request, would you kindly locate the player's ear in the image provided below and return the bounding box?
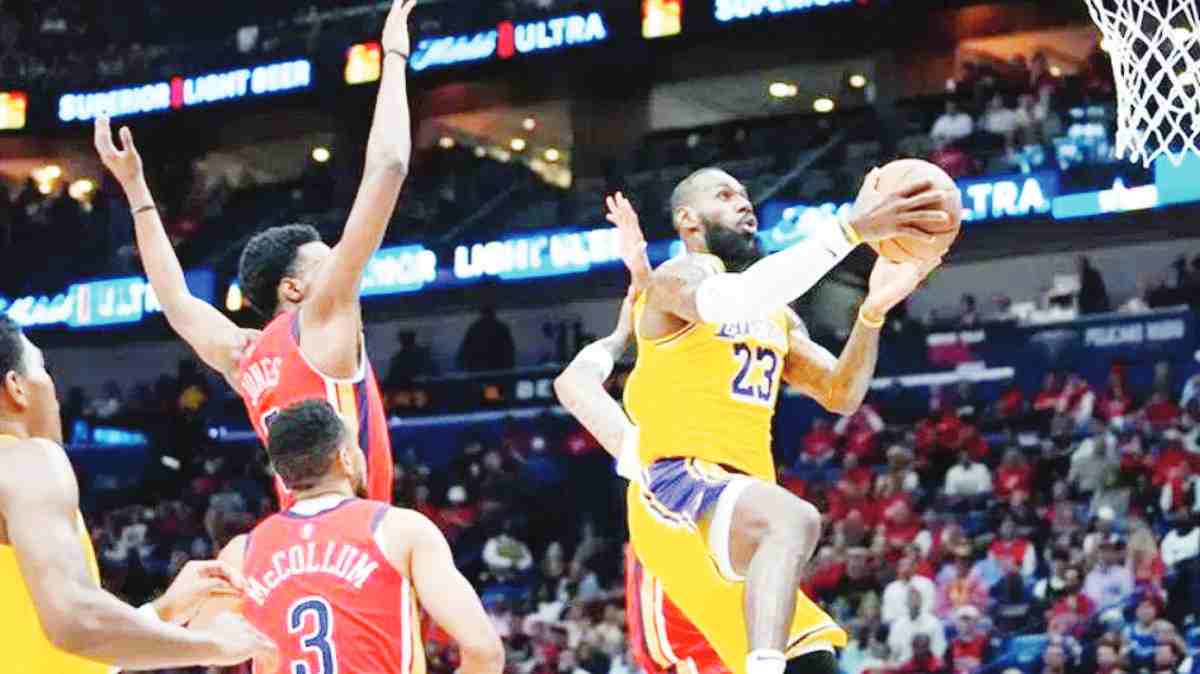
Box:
[3,370,27,409]
[279,276,305,305]
[674,206,701,238]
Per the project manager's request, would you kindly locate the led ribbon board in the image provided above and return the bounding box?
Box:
[57,59,312,123]
[410,12,608,72]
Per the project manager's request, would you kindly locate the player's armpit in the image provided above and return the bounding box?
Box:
[383,510,504,674]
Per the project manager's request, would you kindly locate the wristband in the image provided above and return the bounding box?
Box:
[858,306,885,329]
[576,342,616,380]
[132,204,157,215]
[616,423,641,484]
[838,209,863,246]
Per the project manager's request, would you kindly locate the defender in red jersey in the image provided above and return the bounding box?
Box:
[95,0,417,507]
[196,400,503,674]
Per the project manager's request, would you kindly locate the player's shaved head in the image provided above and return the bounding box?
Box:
[267,399,347,491]
[670,167,730,226]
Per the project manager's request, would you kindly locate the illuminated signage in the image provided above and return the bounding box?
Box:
[361,245,439,295]
[0,91,27,130]
[1051,179,1159,219]
[410,12,609,72]
[1,271,213,330]
[346,42,382,85]
[714,0,854,23]
[644,0,684,38]
[57,59,312,122]
[453,228,621,281]
[958,172,1057,222]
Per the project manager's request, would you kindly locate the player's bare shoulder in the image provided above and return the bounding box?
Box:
[0,438,78,519]
[642,253,724,335]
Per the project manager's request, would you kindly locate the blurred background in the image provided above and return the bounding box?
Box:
[1,0,1199,672]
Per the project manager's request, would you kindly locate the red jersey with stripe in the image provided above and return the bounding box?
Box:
[242,498,425,674]
[238,312,393,508]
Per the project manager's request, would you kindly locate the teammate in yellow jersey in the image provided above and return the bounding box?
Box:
[598,169,949,674]
[0,315,280,673]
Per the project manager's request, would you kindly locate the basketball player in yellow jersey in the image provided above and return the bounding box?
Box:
[0,315,280,673]
[616,169,949,674]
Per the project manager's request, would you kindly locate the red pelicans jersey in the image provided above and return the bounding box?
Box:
[238,312,393,508]
[242,498,425,674]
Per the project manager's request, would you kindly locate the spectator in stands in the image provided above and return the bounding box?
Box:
[482,519,535,582]
[836,403,885,464]
[937,544,989,619]
[1030,52,1058,95]
[875,445,921,498]
[894,633,945,674]
[943,449,993,508]
[990,564,1038,633]
[930,100,974,148]
[1078,256,1112,315]
[828,547,880,616]
[1071,420,1121,497]
[981,94,1019,148]
[1085,534,1134,609]
[882,554,938,625]
[1122,593,1162,670]
[459,306,516,372]
[1161,506,1200,626]
[989,517,1038,579]
[995,449,1032,502]
[1082,507,1119,560]
[945,606,991,674]
[1047,566,1096,638]
[799,417,838,469]
[887,587,947,666]
[1041,641,1071,674]
[386,329,434,386]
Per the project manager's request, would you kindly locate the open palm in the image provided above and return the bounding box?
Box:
[865,255,942,315]
[605,192,651,290]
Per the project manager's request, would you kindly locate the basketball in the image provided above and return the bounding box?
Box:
[868,158,963,265]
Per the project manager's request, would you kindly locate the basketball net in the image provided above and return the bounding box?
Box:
[1083,0,1200,166]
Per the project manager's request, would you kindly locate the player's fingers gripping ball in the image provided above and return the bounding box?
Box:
[870,159,963,264]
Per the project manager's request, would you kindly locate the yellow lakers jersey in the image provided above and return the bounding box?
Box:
[0,434,108,674]
[624,255,790,481]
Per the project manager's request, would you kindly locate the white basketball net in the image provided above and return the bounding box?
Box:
[1083,0,1200,166]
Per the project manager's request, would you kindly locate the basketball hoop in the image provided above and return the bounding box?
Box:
[1083,0,1200,166]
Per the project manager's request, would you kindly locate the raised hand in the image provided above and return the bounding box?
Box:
[848,169,953,244]
[94,115,144,189]
[605,192,651,291]
[862,254,942,321]
[382,0,418,55]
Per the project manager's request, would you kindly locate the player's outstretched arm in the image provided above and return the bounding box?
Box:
[303,0,415,333]
[783,256,941,415]
[0,440,276,670]
[644,173,949,330]
[382,509,504,674]
[554,288,640,480]
[94,116,256,386]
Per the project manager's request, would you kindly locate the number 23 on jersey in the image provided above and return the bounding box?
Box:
[730,343,781,405]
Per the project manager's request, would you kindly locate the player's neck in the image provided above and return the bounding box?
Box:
[0,416,32,440]
[291,480,356,504]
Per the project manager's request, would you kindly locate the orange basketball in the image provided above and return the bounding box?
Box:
[868,159,963,264]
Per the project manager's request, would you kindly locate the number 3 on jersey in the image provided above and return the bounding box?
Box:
[730,343,779,404]
[289,597,337,674]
